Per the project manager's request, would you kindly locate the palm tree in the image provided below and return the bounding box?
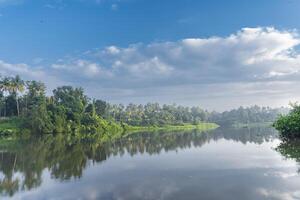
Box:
[0,77,13,117]
[0,77,12,92]
[11,75,25,116]
[0,76,25,116]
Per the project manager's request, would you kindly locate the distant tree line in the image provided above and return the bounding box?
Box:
[100,103,209,126]
[88,103,287,127]
[209,106,289,126]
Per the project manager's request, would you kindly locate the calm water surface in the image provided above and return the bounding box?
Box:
[1,127,300,200]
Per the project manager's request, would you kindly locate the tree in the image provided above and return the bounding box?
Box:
[273,103,300,139]
[0,77,12,117]
[94,99,108,117]
[25,81,46,113]
[13,75,25,116]
[0,76,25,116]
[23,81,54,133]
[53,86,88,123]
[0,91,4,117]
[27,101,54,134]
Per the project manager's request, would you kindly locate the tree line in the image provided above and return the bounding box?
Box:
[102,104,287,127]
[209,106,288,126]
[101,103,209,126]
[0,75,287,135]
[0,75,121,135]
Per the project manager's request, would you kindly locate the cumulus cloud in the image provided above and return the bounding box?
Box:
[0,60,67,93]
[79,27,300,86]
[257,188,300,200]
[52,59,114,79]
[1,27,300,110]
[0,60,42,78]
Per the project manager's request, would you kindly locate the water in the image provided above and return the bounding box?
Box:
[1,127,300,200]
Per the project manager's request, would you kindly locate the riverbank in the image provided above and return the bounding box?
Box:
[0,117,218,140]
[125,123,219,133]
[0,118,22,136]
[232,122,272,128]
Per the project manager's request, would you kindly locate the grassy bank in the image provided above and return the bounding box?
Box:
[232,122,272,128]
[0,117,219,142]
[124,122,219,133]
[0,118,22,136]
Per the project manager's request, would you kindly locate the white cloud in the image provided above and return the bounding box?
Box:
[257,188,300,200]
[51,59,114,79]
[0,60,67,93]
[2,27,300,110]
[0,60,42,78]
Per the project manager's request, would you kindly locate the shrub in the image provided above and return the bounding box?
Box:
[274,104,300,139]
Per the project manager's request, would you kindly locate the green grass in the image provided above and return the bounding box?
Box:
[0,118,219,142]
[0,117,22,136]
[232,122,272,128]
[125,122,219,133]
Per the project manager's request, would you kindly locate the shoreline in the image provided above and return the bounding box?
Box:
[0,118,219,141]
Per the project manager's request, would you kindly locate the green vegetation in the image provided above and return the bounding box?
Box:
[103,102,211,126]
[232,122,272,128]
[0,75,218,139]
[101,104,286,128]
[276,139,300,161]
[0,75,285,140]
[0,76,125,138]
[125,123,219,133]
[275,138,300,172]
[273,103,300,139]
[209,106,288,127]
[0,118,22,136]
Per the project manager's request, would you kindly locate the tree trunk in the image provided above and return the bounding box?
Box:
[16,95,19,116]
[4,100,6,117]
[12,154,17,173]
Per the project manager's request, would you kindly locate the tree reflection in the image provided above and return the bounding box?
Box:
[0,126,277,197]
[276,139,300,173]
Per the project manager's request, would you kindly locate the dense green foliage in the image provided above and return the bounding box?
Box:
[102,103,210,126]
[97,103,286,127]
[0,75,218,137]
[0,118,22,136]
[273,104,300,139]
[0,76,123,136]
[0,75,285,137]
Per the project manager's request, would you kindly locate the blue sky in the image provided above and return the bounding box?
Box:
[1,0,300,63]
[1,0,300,110]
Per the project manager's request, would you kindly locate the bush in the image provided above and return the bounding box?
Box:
[273,104,300,139]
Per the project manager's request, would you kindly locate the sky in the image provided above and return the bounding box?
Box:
[1,0,300,110]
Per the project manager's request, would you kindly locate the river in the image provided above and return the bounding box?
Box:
[1,126,300,200]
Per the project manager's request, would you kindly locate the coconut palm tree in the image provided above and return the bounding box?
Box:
[0,77,12,92]
[0,77,13,117]
[10,75,25,116]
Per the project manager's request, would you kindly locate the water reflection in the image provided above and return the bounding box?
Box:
[276,139,300,172]
[0,127,278,197]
